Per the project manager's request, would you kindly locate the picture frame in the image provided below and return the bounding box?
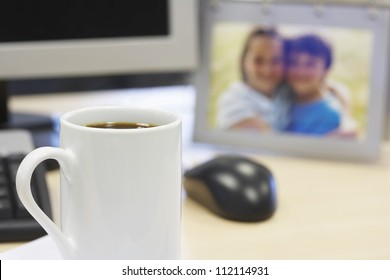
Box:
[193,0,390,160]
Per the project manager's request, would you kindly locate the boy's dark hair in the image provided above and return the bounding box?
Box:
[240,27,282,82]
[287,34,333,70]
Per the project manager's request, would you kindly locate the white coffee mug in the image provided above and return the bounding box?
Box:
[16,106,182,259]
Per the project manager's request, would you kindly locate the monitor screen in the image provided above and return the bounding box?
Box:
[0,1,169,43]
[0,0,197,78]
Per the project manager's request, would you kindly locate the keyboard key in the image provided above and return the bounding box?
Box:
[8,161,20,184]
[15,200,31,219]
[0,175,8,186]
[0,160,5,173]
[0,161,6,185]
[0,198,12,219]
[0,184,10,198]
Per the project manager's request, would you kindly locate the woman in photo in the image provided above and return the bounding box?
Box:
[216,27,290,132]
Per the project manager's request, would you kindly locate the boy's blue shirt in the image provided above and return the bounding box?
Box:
[285,98,341,135]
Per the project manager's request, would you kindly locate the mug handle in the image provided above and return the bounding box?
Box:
[16,147,76,259]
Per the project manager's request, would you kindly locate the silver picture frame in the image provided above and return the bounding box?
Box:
[193,1,390,160]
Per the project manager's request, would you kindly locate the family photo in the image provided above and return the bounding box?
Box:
[207,22,372,140]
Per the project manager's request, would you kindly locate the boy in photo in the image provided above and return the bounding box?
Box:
[284,34,341,135]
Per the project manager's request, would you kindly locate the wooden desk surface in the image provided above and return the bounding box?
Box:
[181,153,390,259]
[1,87,390,259]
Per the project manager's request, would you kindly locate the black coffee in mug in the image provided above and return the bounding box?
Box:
[86,122,157,129]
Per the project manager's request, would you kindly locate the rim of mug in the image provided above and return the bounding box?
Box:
[60,106,181,133]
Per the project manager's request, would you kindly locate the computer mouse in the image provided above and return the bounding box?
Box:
[183,155,277,222]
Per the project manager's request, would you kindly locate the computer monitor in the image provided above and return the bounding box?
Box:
[0,0,198,145]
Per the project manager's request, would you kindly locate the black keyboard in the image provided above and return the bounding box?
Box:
[0,153,52,242]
